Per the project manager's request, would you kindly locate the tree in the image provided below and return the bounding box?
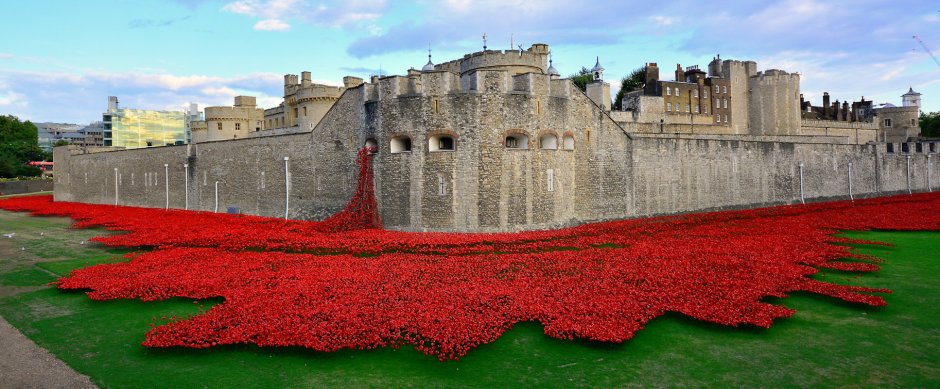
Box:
[920,111,940,138]
[613,67,646,110]
[53,139,70,147]
[569,67,594,92]
[0,115,46,178]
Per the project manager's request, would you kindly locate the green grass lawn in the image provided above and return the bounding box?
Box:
[0,209,938,388]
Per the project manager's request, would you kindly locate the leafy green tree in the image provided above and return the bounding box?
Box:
[569,67,594,92]
[53,139,70,147]
[0,115,46,178]
[920,111,940,138]
[613,67,646,110]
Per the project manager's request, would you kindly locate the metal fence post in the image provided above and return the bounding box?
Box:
[164,163,169,210]
[183,164,189,210]
[284,156,290,220]
[848,162,854,201]
[114,168,118,205]
[907,155,912,195]
[799,162,805,204]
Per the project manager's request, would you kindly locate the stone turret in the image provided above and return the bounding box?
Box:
[592,57,605,81]
[587,57,611,112]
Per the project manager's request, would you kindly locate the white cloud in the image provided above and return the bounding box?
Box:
[649,16,675,27]
[0,53,13,60]
[223,0,384,30]
[0,80,27,108]
[254,19,291,31]
[222,0,257,15]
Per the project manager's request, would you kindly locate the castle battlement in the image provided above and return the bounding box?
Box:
[433,43,549,76]
[204,105,260,120]
[295,85,344,102]
[365,66,575,102]
[753,69,800,81]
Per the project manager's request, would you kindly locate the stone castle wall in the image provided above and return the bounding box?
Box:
[52,69,940,232]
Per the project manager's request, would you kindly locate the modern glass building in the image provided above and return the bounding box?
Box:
[102,96,186,148]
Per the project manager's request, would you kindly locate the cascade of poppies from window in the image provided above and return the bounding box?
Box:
[319,147,382,232]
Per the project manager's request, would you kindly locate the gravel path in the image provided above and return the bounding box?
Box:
[0,315,97,389]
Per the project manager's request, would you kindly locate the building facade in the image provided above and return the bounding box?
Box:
[102,96,186,148]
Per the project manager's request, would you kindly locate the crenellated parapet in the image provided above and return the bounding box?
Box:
[433,43,549,77]
[295,85,344,103]
[365,67,580,103]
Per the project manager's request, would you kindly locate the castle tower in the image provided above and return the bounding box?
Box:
[822,92,830,118]
[720,60,757,134]
[902,87,922,108]
[707,55,721,77]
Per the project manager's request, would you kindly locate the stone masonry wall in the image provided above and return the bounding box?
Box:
[52,72,939,232]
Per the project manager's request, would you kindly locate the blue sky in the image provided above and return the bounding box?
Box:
[1,0,938,124]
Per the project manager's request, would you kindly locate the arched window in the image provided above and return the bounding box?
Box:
[364,138,377,152]
[667,102,672,111]
[666,86,671,96]
[429,134,455,152]
[563,134,575,150]
[390,136,412,153]
[539,133,558,150]
[505,133,529,149]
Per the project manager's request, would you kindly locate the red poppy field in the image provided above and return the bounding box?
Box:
[2,192,939,361]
